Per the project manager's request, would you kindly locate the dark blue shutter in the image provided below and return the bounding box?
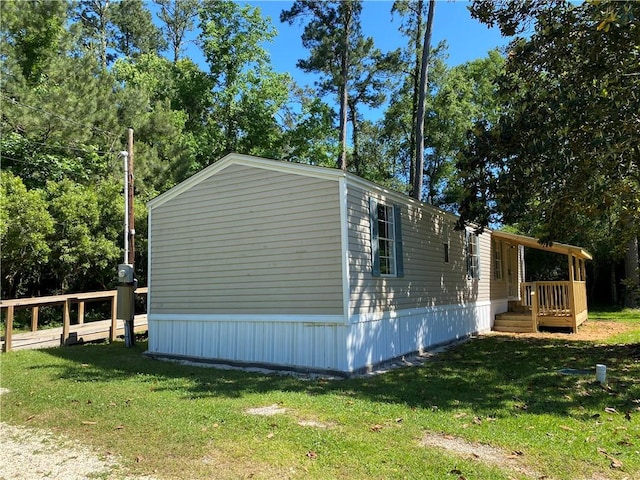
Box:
[393,204,404,277]
[369,197,380,277]
[475,234,481,279]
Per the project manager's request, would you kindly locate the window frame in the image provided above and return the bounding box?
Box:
[493,239,504,281]
[369,198,404,278]
[441,218,450,264]
[376,203,396,276]
[466,230,481,280]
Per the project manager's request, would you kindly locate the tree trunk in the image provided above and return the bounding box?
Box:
[412,0,435,201]
[624,235,639,307]
[349,102,360,175]
[99,0,110,71]
[173,42,180,63]
[409,0,424,193]
[611,265,618,305]
[337,7,351,171]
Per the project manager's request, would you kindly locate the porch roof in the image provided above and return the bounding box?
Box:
[491,231,593,261]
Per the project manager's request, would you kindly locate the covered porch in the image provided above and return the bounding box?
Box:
[493,231,592,333]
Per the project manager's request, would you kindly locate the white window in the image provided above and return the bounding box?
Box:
[369,198,404,277]
[493,240,503,280]
[377,204,396,275]
[466,231,481,279]
[441,219,450,263]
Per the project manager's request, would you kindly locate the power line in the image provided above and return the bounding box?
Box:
[0,154,32,165]
[1,92,124,156]
[0,93,119,138]
[2,137,117,157]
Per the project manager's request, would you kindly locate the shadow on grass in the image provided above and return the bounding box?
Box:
[39,335,640,418]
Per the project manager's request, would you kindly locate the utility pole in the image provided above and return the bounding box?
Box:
[117,128,136,347]
[127,128,135,266]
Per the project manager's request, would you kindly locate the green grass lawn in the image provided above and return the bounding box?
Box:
[1,310,639,479]
[590,306,640,323]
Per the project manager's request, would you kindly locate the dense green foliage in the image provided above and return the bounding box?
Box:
[458,3,639,243]
[0,0,500,300]
[2,0,636,304]
[0,0,337,298]
[282,0,361,170]
[456,0,640,305]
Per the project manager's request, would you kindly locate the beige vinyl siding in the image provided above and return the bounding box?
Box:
[490,238,510,300]
[508,242,525,298]
[347,185,491,315]
[150,163,343,315]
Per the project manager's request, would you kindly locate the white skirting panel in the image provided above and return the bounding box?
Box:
[346,300,493,372]
[148,315,349,372]
[148,301,495,374]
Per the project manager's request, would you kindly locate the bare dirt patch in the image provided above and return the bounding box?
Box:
[245,404,336,429]
[421,431,619,480]
[490,320,633,342]
[244,404,287,416]
[0,421,117,480]
[0,388,155,480]
[421,432,543,479]
[297,419,336,429]
[0,421,159,480]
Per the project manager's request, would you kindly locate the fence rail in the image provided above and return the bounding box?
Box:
[1,288,148,352]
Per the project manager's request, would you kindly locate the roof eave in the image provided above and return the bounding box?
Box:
[491,230,592,260]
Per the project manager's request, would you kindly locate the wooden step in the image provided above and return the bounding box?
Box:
[493,324,536,333]
[494,312,535,333]
[508,301,530,313]
[494,319,532,328]
[496,313,531,322]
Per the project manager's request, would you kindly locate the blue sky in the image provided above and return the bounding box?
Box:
[176,1,512,120]
[245,0,510,78]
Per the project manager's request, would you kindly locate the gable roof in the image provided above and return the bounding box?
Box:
[148,153,344,210]
[147,153,593,261]
[492,230,592,260]
[147,153,456,222]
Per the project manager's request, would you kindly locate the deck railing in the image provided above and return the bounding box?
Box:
[521,283,534,308]
[521,281,588,332]
[1,288,147,352]
[536,282,571,316]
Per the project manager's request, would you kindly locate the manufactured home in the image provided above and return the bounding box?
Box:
[146,153,591,375]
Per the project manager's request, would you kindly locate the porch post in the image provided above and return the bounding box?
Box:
[567,254,575,282]
[4,306,14,352]
[567,254,577,332]
[62,298,71,346]
[530,287,538,332]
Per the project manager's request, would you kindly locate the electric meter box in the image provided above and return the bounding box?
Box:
[118,263,134,284]
[117,284,135,320]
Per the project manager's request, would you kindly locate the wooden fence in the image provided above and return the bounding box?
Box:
[1,288,148,352]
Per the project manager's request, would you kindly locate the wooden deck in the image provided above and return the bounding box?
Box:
[1,314,148,351]
[491,231,591,334]
[494,281,588,333]
[494,310,579,333]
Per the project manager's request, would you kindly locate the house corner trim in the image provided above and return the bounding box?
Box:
[339,177,351,325]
